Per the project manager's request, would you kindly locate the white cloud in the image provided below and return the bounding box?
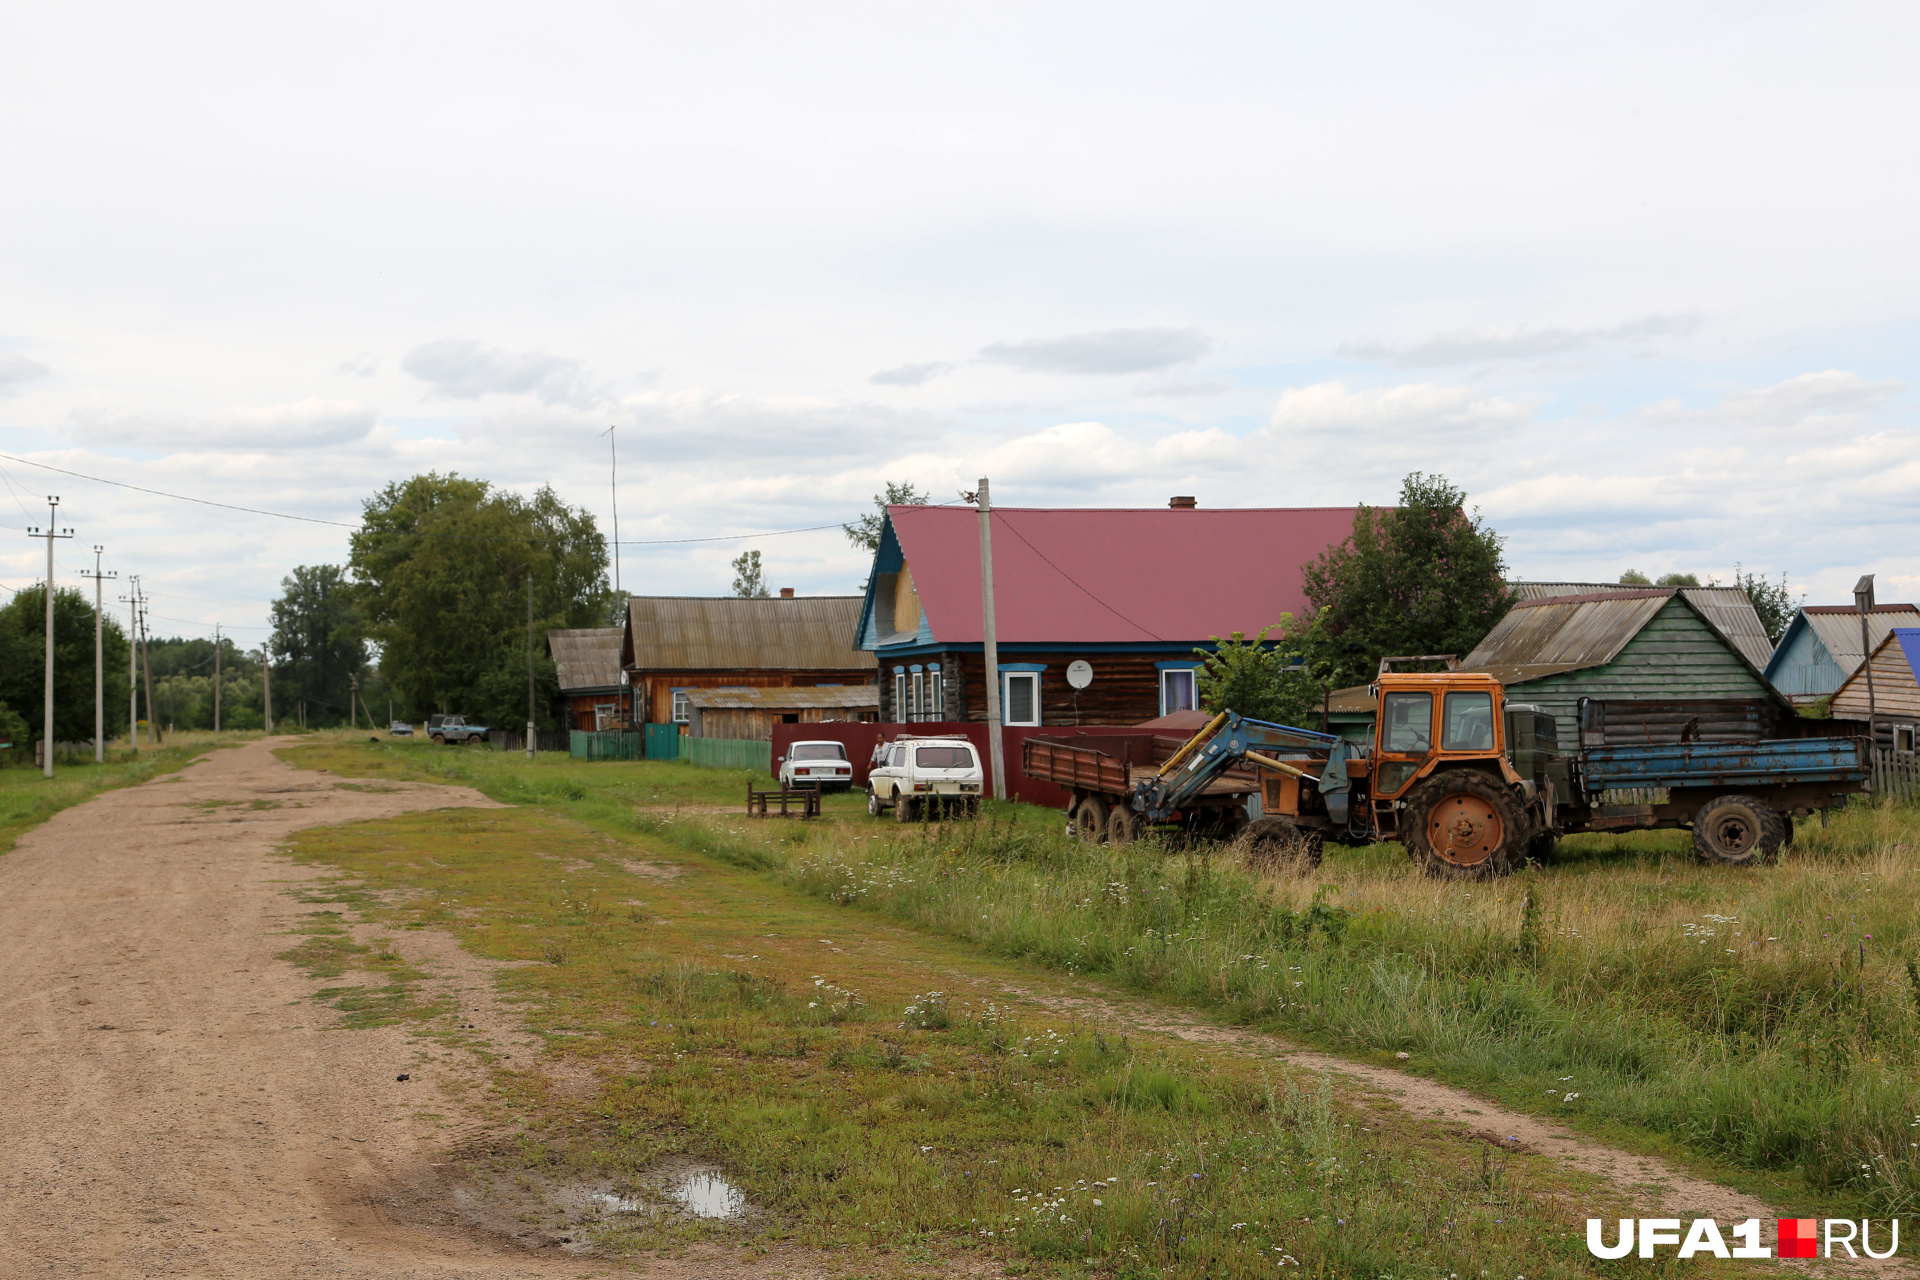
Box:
[1265,380,1528,437]
[69,399,377,451]
[869,361,954,386]
[1340,315,1701,368]
[0,355,49,395]
[978,328,1211,376]
[401,339,600,406]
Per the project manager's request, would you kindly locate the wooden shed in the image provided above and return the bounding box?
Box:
[1764,604,1920,706]
[1459,588,1793,753]
[1831,628,1920,754]
[621,593,877,730]
[686,685,881,740]
[547,627,630,731]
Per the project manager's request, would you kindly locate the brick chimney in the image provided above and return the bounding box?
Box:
[779,587,795,598]
[1169,496,1197,509]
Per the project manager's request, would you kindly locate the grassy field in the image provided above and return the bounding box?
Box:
[274,738,1681,1277]
[0,734,219,854]
[276,737,1920,1230]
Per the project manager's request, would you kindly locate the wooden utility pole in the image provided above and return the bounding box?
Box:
[1855,574,1878,743]
[137,594,158,744]
[262,646,273,734]
[27,497,74,778]
[350,674,361,730]
[601,425,621,602]
[213,625,222,734]
[526,573,536,759]
[974,478,1005,801]
[80,547,115,762]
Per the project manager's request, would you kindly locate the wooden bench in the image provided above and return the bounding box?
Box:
[746,783,821,819]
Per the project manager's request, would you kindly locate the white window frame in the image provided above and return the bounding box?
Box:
[926,665,943,722]
[894,670,909,722]
[1159,667,1197,717]
[910,670,926,722]
[670,689,692,724]
[1898,724,1916,755]
[1002,671,1041,727]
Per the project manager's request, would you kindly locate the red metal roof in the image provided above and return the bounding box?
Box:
[887,504,1359,644]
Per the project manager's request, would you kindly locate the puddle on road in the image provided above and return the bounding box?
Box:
[585,1167,746,1221]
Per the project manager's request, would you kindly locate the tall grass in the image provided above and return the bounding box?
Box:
[783,799,1920,1215]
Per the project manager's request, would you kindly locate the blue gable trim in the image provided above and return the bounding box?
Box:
[855,515,910,652]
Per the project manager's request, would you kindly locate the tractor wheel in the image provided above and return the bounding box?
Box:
[1106,805,1140,846]
[867,788,884,817]
[1243,816,1322,875]
[1074,796,1109,845]
[1691,794,1786,866]
[1402,769,1528,880]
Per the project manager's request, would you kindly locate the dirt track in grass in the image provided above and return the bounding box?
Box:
[0,737,1905,1276]
[0,739,834,1279]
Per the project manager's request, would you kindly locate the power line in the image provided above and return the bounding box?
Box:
[0,451,881,546]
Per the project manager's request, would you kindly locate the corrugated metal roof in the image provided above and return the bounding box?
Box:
[1801,606,1920,670]
[1509,582,1774,669]
[625,596,876,671]
[1464,593,1672,675]
[547,628,625,692]
[885,504,1360,644]
[686,685,880,710]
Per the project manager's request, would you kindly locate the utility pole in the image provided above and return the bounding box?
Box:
[526,573,536,759]
[350,674,361,731]
[137,593,158,744]
[120,577,141,753]
[212,625,222,734]
[80,548,115,763]
[261,645,273,734]
[973,478,1006,801]
[1855,574,1878,746]
[601,425,621,602]
[27,496,75,778]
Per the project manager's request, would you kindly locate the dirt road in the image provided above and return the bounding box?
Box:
[0,739,813,1279]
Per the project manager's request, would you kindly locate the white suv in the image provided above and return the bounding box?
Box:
[777,740,854,791]
[866,735,985,820]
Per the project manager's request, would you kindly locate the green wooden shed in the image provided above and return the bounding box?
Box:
[1459,588,1792,754]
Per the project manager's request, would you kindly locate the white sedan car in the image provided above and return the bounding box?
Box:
[777,740,855,791]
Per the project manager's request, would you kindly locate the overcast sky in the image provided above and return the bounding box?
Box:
[4,1,1918,641]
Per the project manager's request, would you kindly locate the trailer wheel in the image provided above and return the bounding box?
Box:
[1692,794,1786,866]
[1403,770,1527,879]
[1074,796,1109,844]
[1243,816,1322,875]
[1107,806,1140,846]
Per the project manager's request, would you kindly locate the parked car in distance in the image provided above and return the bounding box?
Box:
[867,735,984,820]
[426,714,488,745]
[777,740,854,791]
[389,720,414,737]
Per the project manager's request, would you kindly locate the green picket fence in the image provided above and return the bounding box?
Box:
[682,736,772,774]
[569,730,646,761]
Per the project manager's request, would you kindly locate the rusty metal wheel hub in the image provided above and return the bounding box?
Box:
[1427,793,1504,866]
[1707,812,1755,855]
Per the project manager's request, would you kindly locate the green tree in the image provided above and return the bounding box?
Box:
[1194,612,1335,727]
[1619,569,1700,587]
[842,481,931,552]
[730,549,770,598]
[1618,570,1652,585]
[1736,566,1799,644]
[348,473,613,729]
[0,585,131,745]
[270,566,367,726]
[1302,472,1512,689]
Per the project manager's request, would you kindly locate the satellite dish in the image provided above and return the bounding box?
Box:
[1066,660,1094,690]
